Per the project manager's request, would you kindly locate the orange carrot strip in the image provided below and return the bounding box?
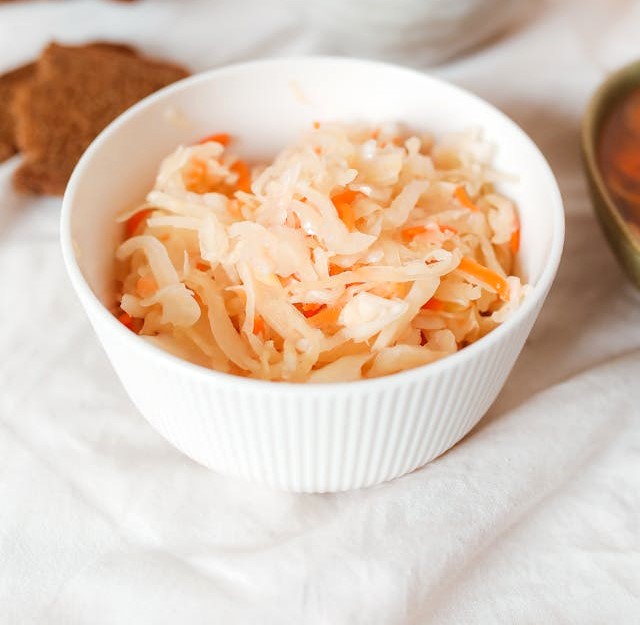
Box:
[313,121,320,129]
[509,213,521,254]
[196,261,210,271]
[184,158,209,193]
[510,227,520,254]
[331,189,361,230]
[286,210,301,229]
[125,209,152,237]
[454,186,480,212]
[117,311,133,329]
[439,224,458,235]
[302,302,323,313]
[252,315,265,336]
[402,225,427,241]
[457,256,510,300]
[331,189,359,205]
[390,282,408,298]
[295,302,326,318]
[335,202,356,230]
[230,160,251,193]
[136,276,157,298]
[421,297,445,311]
[307,305,341,328]
[197,133,231,146]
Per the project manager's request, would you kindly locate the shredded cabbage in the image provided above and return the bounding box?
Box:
[114,123,528,382]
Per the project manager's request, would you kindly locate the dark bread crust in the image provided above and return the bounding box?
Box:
[0,62,35,162]
[12,42,188,195]
[0,43,135,164]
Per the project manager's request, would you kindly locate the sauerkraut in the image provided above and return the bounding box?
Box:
[114,123,528,382]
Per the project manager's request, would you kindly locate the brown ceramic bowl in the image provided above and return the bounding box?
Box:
[582,59,640,288]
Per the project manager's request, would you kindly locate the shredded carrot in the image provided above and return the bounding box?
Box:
[454,186,480,212]
[329,264,345,276]
[286,210,301,229]
[440,224,458,235]
[421,298,445,311]
[184,158,209,193]
[307,305,341,328]
[136,276,157,298]
[510,227,520,254]
[457,256,510,300]
[197,133,231,146]
[196,261,210,271]
[125,209,152,237]
[331,189,359,205]
[389,282,408,298]
[392,136,403,146]
[253,315,265,336]
[117,311,133,329]
[313,121,320,129]
[331,189,361,230]
[370,129,379,140]
[402,225,427,241]
[335,202,356,230]
[295,302,326,318]
[314,146,322,155]
[230,160,251,193]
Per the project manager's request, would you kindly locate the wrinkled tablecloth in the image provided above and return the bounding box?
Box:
[1,0,639,623]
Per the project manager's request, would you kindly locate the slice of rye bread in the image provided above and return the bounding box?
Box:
[12,42,188,195]
[0,62,35,163]
[0,43,135,164]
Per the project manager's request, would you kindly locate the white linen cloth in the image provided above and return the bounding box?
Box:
[1,0,639,622]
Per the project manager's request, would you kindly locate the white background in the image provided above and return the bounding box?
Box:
[0,0,639,623]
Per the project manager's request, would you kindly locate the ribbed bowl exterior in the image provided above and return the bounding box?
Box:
[92,299,541,493]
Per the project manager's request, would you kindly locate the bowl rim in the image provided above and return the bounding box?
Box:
[60,55,565,393]
[581,58,640,254]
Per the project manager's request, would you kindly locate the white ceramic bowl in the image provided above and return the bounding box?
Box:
[60,58,564,493]
[297,0,532,66]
